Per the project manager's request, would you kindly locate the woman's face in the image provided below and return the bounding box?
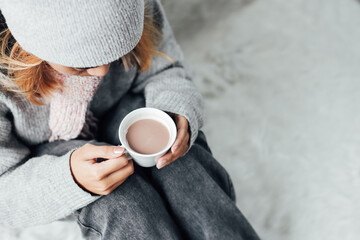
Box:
[46,61,111,77]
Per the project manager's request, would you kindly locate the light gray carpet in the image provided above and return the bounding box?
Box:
[2,0,360,239]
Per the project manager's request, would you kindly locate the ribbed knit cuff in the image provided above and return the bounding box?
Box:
[51,150,102,217]
[146,92,202,155]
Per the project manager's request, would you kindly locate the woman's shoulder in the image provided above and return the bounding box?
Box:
[0,85,34,114]
[0,90,12,115]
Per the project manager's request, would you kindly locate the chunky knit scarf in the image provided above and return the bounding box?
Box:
[49,70,102,142]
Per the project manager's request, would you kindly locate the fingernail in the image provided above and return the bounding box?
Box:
[113,146,124,155]
[157,159,167,169]
[172,145,178,153]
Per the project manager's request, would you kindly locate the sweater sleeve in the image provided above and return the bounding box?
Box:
[131,0,205,149]
[0,102,101,228]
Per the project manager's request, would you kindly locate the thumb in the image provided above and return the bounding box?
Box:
[77,143,125,160]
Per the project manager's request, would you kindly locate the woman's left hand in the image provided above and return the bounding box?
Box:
[156,114,190,169]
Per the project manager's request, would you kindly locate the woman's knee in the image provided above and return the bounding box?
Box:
[153,136,236,201]
[77,173,155,218]
[191,132,236,201]
[76,172,181,239]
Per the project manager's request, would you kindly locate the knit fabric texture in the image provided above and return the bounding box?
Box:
[49,70,102,142]
[0,0,144,68]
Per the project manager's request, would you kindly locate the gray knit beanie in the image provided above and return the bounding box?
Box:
[0,0,145,68]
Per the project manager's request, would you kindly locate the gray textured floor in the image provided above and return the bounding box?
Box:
[2,0,360,239]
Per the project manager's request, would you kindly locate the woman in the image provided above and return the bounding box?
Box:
[0,0,260,239]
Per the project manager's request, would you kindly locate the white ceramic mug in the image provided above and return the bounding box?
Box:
[118,107,177,167]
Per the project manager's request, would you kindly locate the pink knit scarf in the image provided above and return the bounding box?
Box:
[49,70,102,142]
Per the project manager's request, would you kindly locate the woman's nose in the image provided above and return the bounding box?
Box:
[86,64,110,77]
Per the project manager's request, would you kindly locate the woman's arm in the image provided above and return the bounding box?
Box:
[0,102,101,228]
[131,0,205,151]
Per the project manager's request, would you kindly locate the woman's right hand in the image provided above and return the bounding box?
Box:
[70,143,134,195]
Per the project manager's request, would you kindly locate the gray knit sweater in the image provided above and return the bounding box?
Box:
[0,0,204,228]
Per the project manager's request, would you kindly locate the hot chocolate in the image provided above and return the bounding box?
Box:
[126,118,170,155]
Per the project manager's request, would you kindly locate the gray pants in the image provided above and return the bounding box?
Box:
[32,93,260,240]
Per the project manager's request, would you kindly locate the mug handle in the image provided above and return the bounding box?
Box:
[119,144,133,161]
[96,145,132,163]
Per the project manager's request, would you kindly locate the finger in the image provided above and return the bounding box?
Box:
[156,151,173,169]
[158,146,184,168]
[107,162,134,193]
[158,132,190,169]
[172,129,190,156]
[157,150,173,164]
[176,135,190,158]
[78,144,125,160]
[157,115,190,169]
[97,178,127,196]
[103,160,135,190]
[157,130,189,168]
[171,116,189,154]
[107,178,127,194]
[95,156,129,179]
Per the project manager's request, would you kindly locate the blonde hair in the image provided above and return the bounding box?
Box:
[0,5,172,105]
